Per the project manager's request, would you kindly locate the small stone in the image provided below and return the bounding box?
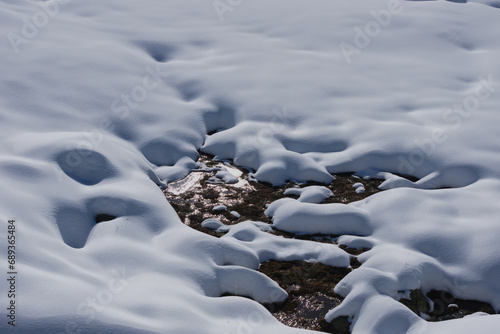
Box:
[201,218,224,230]
[213,204,227,212]
[353,182,365,193]
[355,187,365,194]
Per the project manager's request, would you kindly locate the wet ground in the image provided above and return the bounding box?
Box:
[163,154,496,332]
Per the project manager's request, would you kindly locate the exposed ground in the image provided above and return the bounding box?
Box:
[259,260,351,333]
[162,154,380,332]
[163,154,383,236]
[163,154,496,332]
[400,289,496,322]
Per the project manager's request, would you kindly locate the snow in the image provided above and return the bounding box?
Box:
[212,204,227,212]
[352,182,366,194]
[283,185,334,203]
[197,162,247,186]
[230,210,241,218]
[266,198,373,236]
[207,169,239,184]
[204,219,351,268]
[1,0,500,333]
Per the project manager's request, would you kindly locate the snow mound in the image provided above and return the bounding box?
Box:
[284,185,334,203]
[266,198,373,236]
[204,220,351,268]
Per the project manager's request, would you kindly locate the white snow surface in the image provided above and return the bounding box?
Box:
[353,182,366,194]
[203,219,351,268]
[283,185,334,203]
[1,0,500,333]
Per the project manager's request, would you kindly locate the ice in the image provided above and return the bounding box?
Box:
[164,168,204,195]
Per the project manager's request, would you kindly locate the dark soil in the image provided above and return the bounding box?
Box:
[162,153,384,333]
[308,173,383,205]
[259,260,351,333]
[164,167,297,236]
[163,153,499,332]
[400,289,497,321]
